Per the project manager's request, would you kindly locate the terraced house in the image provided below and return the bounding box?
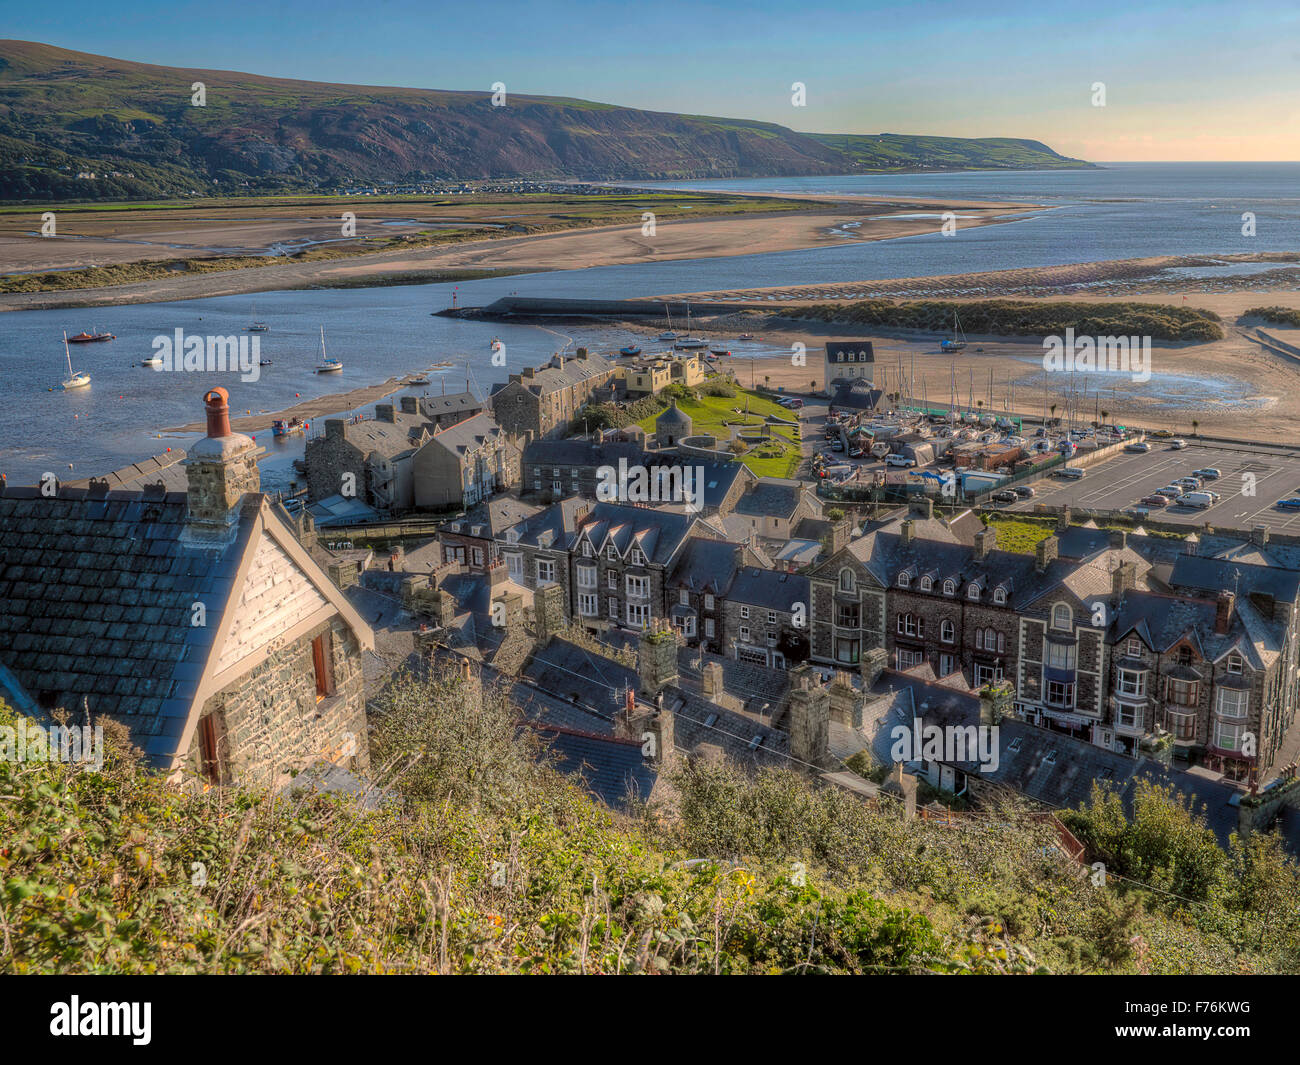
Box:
[722,567,811,669]
[666,537,763,652]
[488,350,618,442]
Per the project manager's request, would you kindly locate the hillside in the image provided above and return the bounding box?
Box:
[0,40,1091,202]
[3,674,1297,975]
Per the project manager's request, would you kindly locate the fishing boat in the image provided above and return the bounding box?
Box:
[272,417,306,437]
[67,329,115,344]
[141,354,163,368]
[59,332,91,390]
[619,345,641,357]
[314,326,343,373]
[940,311,967,352]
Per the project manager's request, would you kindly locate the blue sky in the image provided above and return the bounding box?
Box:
[7,0,1298,159]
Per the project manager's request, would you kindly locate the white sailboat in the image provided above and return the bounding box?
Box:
[674,302,707,349]
[657,304,677,343]
[941,310,967,352]
[60,331,91,390]
[315,326,342,373]
[245,301,269,333]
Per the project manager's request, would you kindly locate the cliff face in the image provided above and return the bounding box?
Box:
[0,40,1090,200]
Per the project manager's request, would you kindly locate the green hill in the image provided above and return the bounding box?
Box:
[0,40,1091,202]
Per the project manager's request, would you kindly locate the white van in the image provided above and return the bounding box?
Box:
[1059,466,1086,480]
[1180,491,1215,509]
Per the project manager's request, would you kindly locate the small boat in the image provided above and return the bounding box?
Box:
[940,310,967,352]
[314,326,343,373]
[67,330,115,344]
[141,354,163,367]
[272,417,306,437]
[657,331,678,342]
[674,302,707,348]
[619,345,641,357]
[260,359,272,366]
[704,352,719,363]
[245,301,269,332]
[738,333,754,341]
[408,376,431,386]
[709,347,731,356]
[60,332,91,389]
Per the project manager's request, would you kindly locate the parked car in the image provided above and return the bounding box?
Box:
[1140,495,1169,507]
[1169,439,1188,450]
[1126,506,1151,519]
[884,454,917,468]
[1173,477,1203,489]
[1014,485,1036,498]
[1180,492,1216,509]
[1155,486,1184,499]
[1193,467,1221,480]
[1152,429,1174,439]
[992,489,1018,503]
[1278,498,1300,510]
[1125,441,1151,453]
[1058,466,1086,480]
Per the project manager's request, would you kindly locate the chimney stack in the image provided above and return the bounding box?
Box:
[974,525,996,560]
[1111,559,1137,601]
[183,388,262,543]
[900,519,915,546]
[1055,506,1071,534]
[1109,529,1127,550]
[1215,591,1235,635]
[1035,534,1059,573]
[1253,525,1270,547]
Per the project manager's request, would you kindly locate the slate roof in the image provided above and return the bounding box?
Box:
[733,479,808,520]
[68,449,189,493]
[668,537,747,596]
[494,354,615,397]
[0,484,249,764]
[727,567,809,613]
[427,412,508,457]
[418,392,482,419]
[1170,554,1300,604]
[527,723,657,809]
[334,413,431,460]
[576,502,701,566]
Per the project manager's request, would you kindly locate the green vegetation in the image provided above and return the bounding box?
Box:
[634,387,801,478]
[1242,306,1300,328]
[808,133,1090,172]
[786,299,1225,342]
[983,517,1057,554]
[0,41,1090,204]
[3,681,1298,974]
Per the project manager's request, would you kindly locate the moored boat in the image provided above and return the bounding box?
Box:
[68,330,115,344]
[272,417,307,437]
[619,345,641,356]
[314,325,343,373]
[59,332,91,389]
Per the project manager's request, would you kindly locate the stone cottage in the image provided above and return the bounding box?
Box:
[0,387,375,791]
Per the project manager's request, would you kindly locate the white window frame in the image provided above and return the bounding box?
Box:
[1051,603,1073,631]
[536,558,555,584]
[943,580,955,596]
[1216,688,1248,719]
[940,619,955,644]
[578,593,599,617]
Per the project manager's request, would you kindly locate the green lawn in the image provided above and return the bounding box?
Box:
[637,389,802,478]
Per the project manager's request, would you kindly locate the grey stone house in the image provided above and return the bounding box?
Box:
[305,404,433,511]
[0,387,374,791]
[488,351,618,442]
[723,477,823,541]
[665,537,763,652]
[412,412,519,510]
[723,567,811,669]
[413,391,484,430]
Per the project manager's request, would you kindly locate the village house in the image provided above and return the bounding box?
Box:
[617,352,707,397]
[0,388,374,790]
[411,390,484,430]
[722,567,811,669]
[412,412,519,510]
[723,477,824,542]
[825,340,875,388]
[304,402,433,511]
[488,350,618,442]
[438,495,544,573]
[665,537,764,651]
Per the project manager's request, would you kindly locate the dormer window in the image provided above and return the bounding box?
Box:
[1226,653,1243,675]
[943,580,955,596]
[967,583,980,601]
[506,530,519,545]
[607,544,618,561]
[582,541,593,557]
[898,572,911,589]
[993,587,1007,605]
[1051,603,1072,631]
[920,576,932,591]
[839,568,854,592]
[630,547,644,566]
[1126,638,1142,658]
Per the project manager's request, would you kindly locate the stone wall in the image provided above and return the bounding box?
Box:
[183,615,369,791]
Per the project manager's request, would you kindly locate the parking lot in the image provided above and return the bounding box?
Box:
[1000,439,1300,531]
